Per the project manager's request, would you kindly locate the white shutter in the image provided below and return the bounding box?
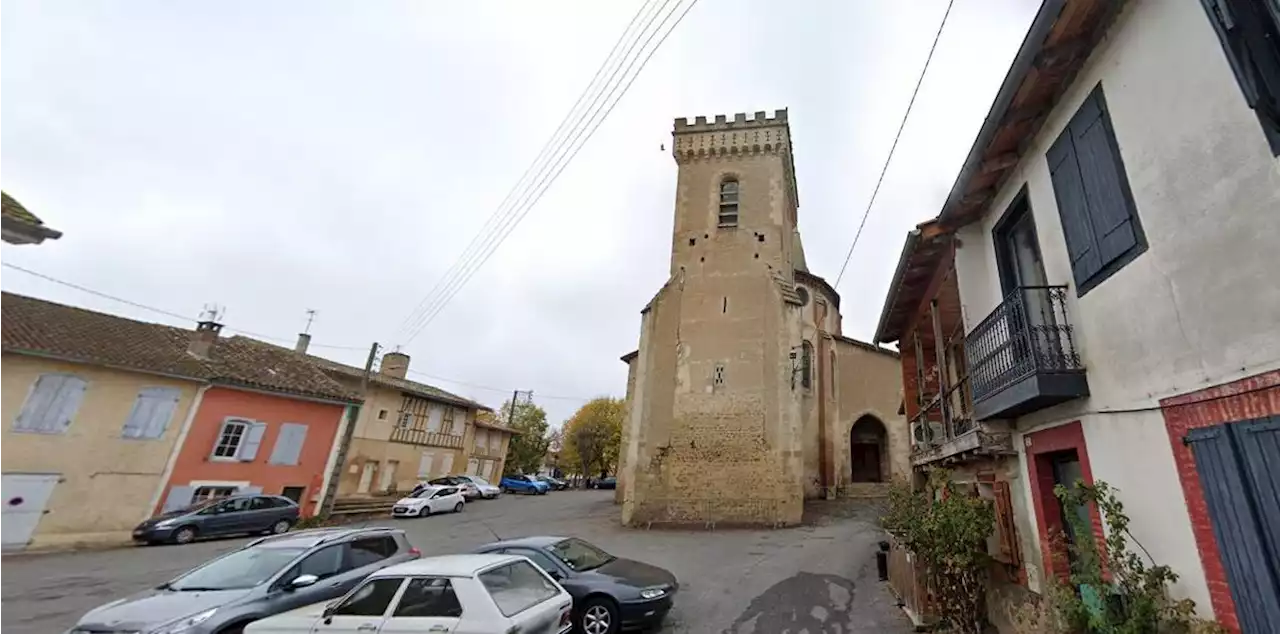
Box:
[426,405,444,433]
[439,453,454,476]
[161,486,195,513]
[269,423,308,465]
[418,451,435,478]
[475,429,488,451]
[122,387,181,439]
[15,374,87,434]
[49,376,87,433]
[238,422,268,461]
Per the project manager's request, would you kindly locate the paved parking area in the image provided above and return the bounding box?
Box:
[2,490,910,634]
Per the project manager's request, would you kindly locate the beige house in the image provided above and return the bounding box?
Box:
[309,349,511,495]
[618,110,906,528]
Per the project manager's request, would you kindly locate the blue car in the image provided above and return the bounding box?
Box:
[501,474,550,495]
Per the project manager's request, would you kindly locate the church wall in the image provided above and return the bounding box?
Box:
[833,342,908,486]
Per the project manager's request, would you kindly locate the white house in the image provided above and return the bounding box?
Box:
[934,0,1279,630]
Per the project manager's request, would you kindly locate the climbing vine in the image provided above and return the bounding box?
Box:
[883,469,994,634]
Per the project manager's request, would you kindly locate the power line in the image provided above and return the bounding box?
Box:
[394,0,700,347]
[1,262,368,351]
[390,0,663,343]
[404,369,596,402]
[834,0,956,288]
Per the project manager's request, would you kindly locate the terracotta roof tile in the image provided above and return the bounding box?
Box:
[2,292,359,402]
[308,355,490,411]
[2,192,44,226]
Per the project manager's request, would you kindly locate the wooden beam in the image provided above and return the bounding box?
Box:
[980,152,1020,175]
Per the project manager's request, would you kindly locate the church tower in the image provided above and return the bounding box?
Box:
[619,110,810,527]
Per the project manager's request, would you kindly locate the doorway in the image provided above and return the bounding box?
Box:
[994,191,1059,366]
[357,461,377,494]
[379,460,399,493]
[850,416,887,483]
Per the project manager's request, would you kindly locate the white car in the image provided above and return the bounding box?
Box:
[391,485,465,518]
[246,554,574,634]
[456,475,502,499]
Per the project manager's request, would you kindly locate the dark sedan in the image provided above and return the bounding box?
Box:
[473,536,677,633]
[133,494,299,545]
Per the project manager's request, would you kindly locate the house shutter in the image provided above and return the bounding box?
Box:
[992,481,1022,566]
[439,453,454,476]
[418,451,435,478]
[1186,425,1280,632]
[426,405,444,433]
[269,423,309,465]
[1234,418,1280,566]
[1049,106,1103,288]
[238,422,268,462]
[162,486,195,513]
[1200,0,1280,145]
[238,485,264,495]
[16,374,88,434]
[122,387,181,439]
[1068,90,1139,266]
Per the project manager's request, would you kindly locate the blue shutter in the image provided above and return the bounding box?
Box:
[1069,90,1140,266]
[162,486,195,513]
[48,375,87,434]
[14,375,65,432]
[1186,425,1280,632]
[238,422,268,462]
[269,423,308,466]
[1234,418,1280,568]
[1047,126,1103,287]
[122,387,181,439]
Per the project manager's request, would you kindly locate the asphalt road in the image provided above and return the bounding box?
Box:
[2,490,911,634]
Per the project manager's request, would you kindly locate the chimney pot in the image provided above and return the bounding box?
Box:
[294,332,311,354]
[380,352,410,379]
[189,320,223,359]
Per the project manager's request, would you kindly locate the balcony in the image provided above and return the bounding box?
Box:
[965,285,1088,421]
[910,376,1014,465]
[389,427,464,449]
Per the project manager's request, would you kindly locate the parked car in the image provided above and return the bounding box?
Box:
[71,527,420,634]
[424,476,481,500]
[502,474,550,495]
[245,554,573,634]
[392,485,466,518]
[536,475,569,491]
[473,536,678,634]
[454,474,503,499]
[132,493,300,545]
[589,476,618,490]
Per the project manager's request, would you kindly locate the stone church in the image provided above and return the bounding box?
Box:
[617,109,907,527]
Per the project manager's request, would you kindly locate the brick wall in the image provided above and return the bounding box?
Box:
[1160,369,1280,633]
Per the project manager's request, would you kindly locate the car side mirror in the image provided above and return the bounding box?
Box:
[289,574,319,590]
[322,600,339,619]
[548,570,564,581]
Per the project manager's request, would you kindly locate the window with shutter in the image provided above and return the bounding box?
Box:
[1201,0,1280,155]
[121,387,182,439]
[14,373,88,434]
[992,481,1022,568]
[1047,84,1147,296]
[269,423,309,465]
[426,404,445,433]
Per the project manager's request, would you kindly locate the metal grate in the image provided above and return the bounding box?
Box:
[965,286,1082,404]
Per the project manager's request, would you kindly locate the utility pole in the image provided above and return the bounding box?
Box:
[507,390,520,428]
[319,342,380,518]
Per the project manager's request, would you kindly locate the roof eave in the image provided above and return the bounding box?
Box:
[874,228,924,344]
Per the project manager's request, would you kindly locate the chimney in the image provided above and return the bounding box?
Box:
[294,332,311,354]
[380,351,410,379]
[189,320,223,359]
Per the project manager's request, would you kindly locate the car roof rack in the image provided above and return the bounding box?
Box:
[245,525,399,548]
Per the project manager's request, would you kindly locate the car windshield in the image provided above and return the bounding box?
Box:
[549,538,615,572]
[168,546,305,591]
[428,478,453,485]
[472,478,490,486]
[412,487,442,499]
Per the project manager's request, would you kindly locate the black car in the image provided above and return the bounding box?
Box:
[71,527,420,634]
[473,536,677,633]
[132,494,300,545]
[590,476,618,490]
[537,475,570,491]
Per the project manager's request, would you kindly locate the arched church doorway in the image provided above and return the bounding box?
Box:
[850,415,887,483]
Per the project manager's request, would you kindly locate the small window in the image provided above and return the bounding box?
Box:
[13,373,88,434]
[1047,85,1146,296]
[192,486,237,505]
[394,577,464,618]
[121,387,181,439]
[335,577,404,617]
[296,544,345,579]
[281,486,306,504]
[1201,0,1280,155]
[442,407,456,434]
[378,409,388,420]
[718,178,739,227]
[479,561,560,617]
[801,341,814,389]
[348,536,398,569]
[213,421,249,458]
[713,364,726,388]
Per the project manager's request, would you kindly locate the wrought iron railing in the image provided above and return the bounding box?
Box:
[965,285,1082,404]
[389,427,464,449]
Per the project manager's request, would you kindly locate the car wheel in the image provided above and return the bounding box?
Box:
[578,597,619,634]
[419,505,431,518]
[270,519,291,535]
[172,526,197,545]
[453,502,464,513]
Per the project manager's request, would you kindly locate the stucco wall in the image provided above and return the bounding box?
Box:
[162,386,345,517]
[951,0,1280,614]
[1,354,202,547]
[831,343,907,488]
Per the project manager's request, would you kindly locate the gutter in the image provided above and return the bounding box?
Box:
[938,0,1065,227]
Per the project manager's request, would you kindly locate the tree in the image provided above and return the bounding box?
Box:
[561,397,624,479]
[498,398,550,475]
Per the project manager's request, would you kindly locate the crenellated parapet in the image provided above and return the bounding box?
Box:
[671,109,791,164]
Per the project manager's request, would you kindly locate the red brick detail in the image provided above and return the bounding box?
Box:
[1024,421,1105,582]
[1161,369,1280,634]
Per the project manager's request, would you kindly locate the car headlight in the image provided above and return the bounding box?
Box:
[640,587,667,600]
[149,608,217,634]
[154,519,176,528]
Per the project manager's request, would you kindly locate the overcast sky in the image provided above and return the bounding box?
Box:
[2,0,1039,425]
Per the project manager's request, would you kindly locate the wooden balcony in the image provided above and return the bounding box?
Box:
[965,285,1089,420]
[389,427,464,449]
[911,377,1015,466]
